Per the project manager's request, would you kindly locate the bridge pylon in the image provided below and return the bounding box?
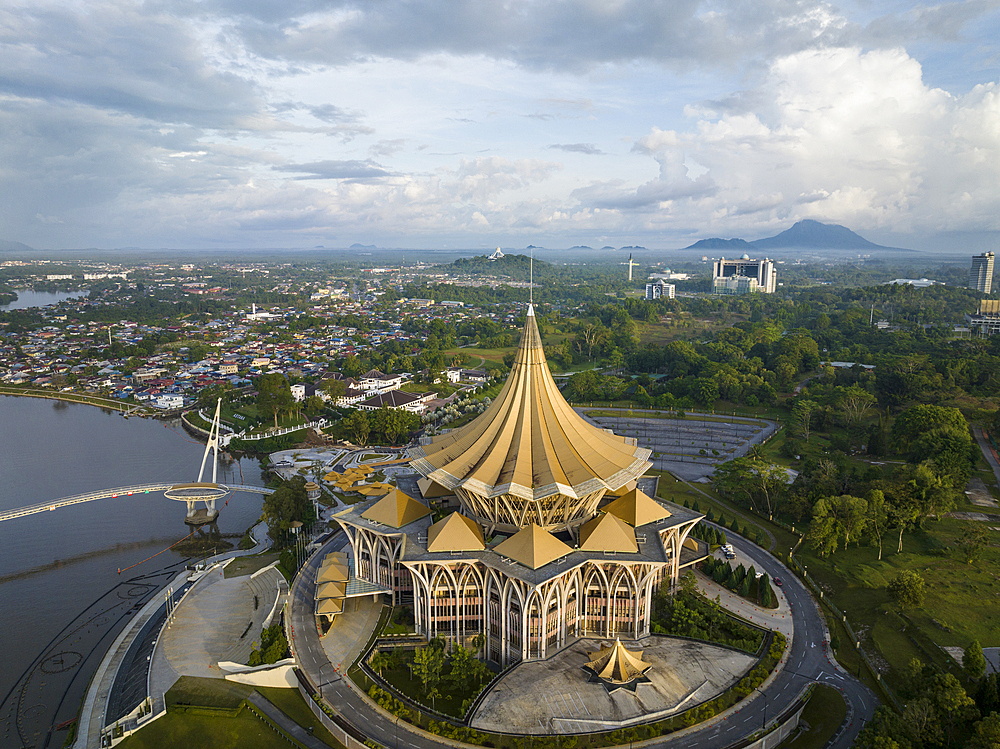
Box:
[164,399,231,524]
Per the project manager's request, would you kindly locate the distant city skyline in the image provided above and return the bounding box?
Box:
[2,1,999,251]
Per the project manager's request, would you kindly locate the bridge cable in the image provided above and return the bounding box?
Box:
[117,527,197,575]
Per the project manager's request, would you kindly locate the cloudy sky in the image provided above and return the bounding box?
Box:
[2,0,999,251]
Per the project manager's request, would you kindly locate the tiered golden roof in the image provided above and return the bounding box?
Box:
[584,639,652,686]
[409,305,651,532]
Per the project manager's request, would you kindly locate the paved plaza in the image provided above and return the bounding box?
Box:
[470,637,757,734]
[148,564,285,707]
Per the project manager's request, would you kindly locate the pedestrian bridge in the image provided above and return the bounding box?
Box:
[0,483,275,523]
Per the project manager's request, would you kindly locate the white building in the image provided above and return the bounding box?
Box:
[290,383,306,402]
[970,252,995,294]
[156,394,184,409]
[712,255,777,295]
[645,280,675,300]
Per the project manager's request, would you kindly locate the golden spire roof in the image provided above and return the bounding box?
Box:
[409,306,652,503]
[584,639,652,686]
[493,524,572,569]
[603,488,671,527]
[361,488,432,528]
[426,512,486,552]
[578,512,638,553]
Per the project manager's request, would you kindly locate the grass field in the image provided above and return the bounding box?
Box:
[119,677,345,749]
[781,685,847,749]
[224,552,280,579]
[795,517,1000,693]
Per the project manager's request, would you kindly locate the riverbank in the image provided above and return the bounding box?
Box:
[0,384,153,415]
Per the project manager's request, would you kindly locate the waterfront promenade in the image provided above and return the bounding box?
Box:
[74,520,274,749]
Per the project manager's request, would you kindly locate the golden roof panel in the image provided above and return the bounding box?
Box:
[361,488,432,528]
[603,488,671,527]
[409,306,651,502]
[579,512,638,553]
[426,512,486,552]
[493,524,572,569]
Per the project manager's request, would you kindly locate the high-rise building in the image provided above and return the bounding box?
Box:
[970,252,995,294]
[645,280,675,300]
[712,254,777,295]
[334,306,706,666]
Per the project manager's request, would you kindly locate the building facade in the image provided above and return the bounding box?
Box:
[645,280,676,300]
[335,306,706,668]
[712,255,777,294]
[970,252,995,294]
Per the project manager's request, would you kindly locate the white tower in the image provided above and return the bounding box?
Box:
[628,254,635,281]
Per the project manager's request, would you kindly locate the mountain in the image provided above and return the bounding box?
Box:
[569,245,593,250]
[620,245,647,250]
[685,220,901,252]
[0,240,35,251]
[349,243,376,250]
[686,237,754,250]
[751,220,888,250]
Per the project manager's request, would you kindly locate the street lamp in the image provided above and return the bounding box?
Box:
[753,686,768,732]
[319,661,335,701]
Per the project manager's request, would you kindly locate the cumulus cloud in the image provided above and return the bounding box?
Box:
[274,160,394,180]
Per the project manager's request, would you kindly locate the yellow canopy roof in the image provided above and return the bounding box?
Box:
[409,305,651,501]
[585,639,652,685]
[606,480,637,498]
[361,488,432,528]
[316,581,346,599]
[317,561,349,583]
[317,598,344,615]
[427,512,485,552]
[417,477,452,499]
[603,488,671,527]
[579,512,638,553]
[494,524,572,569]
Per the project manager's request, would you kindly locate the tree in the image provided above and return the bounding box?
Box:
[345,410,371,445]
[255,372,292,428]
[966,641,988,682]
[835,385,876,426]
[959,525,990,565]
[968,712,1000,749]
[412,641,446,697]
[320,378,347,402]
[261,476,312,538]
[866,489,892,560]
[888,570,925,608]
[792,399,818,442]
[712,458,789,519]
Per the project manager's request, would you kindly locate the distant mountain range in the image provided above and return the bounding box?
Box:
[0,240,35,251]
[686,220,902,252]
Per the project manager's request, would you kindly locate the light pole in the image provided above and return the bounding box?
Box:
[319,661,335,701]
[753,686,768,732]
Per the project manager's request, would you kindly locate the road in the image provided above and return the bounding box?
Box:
[290,528,877,749]
[974,427,1000,489]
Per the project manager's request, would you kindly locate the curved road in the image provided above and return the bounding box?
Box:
[290,525,877,749]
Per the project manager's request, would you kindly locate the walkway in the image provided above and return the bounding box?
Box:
[974,427,1000,490]
[74,520,274,749]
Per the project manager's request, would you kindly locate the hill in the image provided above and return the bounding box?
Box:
[750,220,889,250]
[685,237,754,251]
[0,240,35,251]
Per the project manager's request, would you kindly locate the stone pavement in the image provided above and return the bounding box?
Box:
[694,554,793,638]
[149,564,286,709]
[471,636,756,734]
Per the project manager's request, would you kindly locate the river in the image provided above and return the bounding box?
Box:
[0,290,86,310]
[0,396,267,748]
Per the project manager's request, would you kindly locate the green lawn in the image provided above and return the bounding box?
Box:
[780,685,847,749]
[224,552,280,579]
[118,709,293,749]
[257,687,346,749]
[795,518,1000,694]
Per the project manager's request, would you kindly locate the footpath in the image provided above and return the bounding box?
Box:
[74,519,273,749]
